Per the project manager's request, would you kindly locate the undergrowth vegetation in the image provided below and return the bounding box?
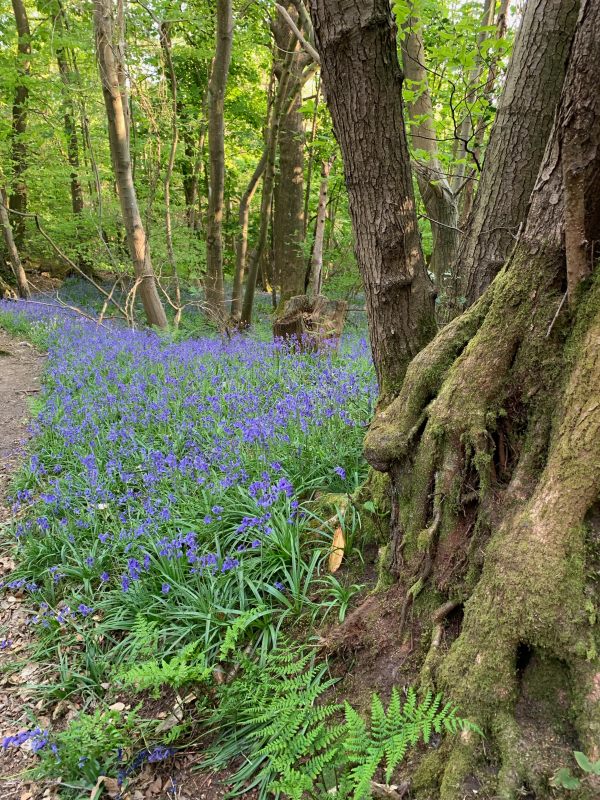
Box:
[0,301,477,797]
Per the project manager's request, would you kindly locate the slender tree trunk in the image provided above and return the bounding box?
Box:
[310,0,436,397]
[240,57,292,327]
[451,0,579,309]
[93,0,167,328]
[303,76,320,238]
[158,21,181,323]
[401,15,458,289]
[0,188,29,298]
[205,0,233,324]
[231,149,267,319]
[456,0,510,226]
[53,5,85,216]
[309,155,334,297]
[10,0,31,248]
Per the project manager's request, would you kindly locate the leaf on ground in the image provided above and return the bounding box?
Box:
[90,775,120,799]
[328,526,345,573]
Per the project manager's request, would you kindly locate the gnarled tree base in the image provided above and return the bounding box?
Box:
[358,253,600,799]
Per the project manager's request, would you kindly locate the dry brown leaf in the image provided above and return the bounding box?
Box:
[328,526,345,573]
[89,775,120,799]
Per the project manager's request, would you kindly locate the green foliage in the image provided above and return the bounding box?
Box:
[552,751,600,791]
[203,645,479,800]
[117,640,211,698]
[31,707,140,787]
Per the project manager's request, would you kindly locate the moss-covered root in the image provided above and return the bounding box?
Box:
[364,288,494,471]
[435,307,600,800]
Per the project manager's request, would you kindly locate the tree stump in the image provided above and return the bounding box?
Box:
[272,294,348,349]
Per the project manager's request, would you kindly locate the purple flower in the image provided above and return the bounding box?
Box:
[161,583,171,594]
[334,466,346,480]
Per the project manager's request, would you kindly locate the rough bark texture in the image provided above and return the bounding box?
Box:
[9,0,31,248]
[401,17,458,288]
[451,0,579,310]
[205,0,233,324]
[273,87,306,301]
[0,188,29,298]
[272,8,310,303]
[310,0,436,398]
[93,0,167,328]
[360,3,600,796]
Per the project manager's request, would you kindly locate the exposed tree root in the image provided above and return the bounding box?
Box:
[361,256,600,799]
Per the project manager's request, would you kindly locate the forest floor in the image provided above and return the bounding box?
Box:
[0,328,259,800]
[0,330,47,799]
[0,293,379,800]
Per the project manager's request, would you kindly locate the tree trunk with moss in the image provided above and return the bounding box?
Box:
[310,0,436,398]
[361,4,600,796]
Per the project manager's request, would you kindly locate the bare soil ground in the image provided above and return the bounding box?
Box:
[0,330,46,800]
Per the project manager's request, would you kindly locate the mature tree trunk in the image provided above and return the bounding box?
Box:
[240,42,316,327]
[204,0,233,325]
[0,188,29,298]
[401,15,458,289]
[93,0,167,328]
[361,3,600,796]
[53,4,85,216]
[310,0,436,397]
[450,0,579,310]
[309,156,334,297]
[271,7,308,303]
[9,0,31,248]
[273,87,306,301]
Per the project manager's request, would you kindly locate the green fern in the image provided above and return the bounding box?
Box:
[202,644,481,800]
[117,640,211,698]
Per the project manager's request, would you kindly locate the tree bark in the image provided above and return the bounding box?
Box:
[452,0,579,310]
[9,0,31,248]
[273,87,306,301]
[310,0,436,397]
[0,188,29,298]
[272,8,307,303]
[309,156,334,297]
[53,4,85,216]
[230,148,267,320]
[362,3,600,795]
[204,0,233,325]
[93,0,167,328]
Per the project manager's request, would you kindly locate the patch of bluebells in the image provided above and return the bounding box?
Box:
[0,298,375,662]
[3,727,56,756]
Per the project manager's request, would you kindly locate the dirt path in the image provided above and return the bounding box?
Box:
[0,329,45,800]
